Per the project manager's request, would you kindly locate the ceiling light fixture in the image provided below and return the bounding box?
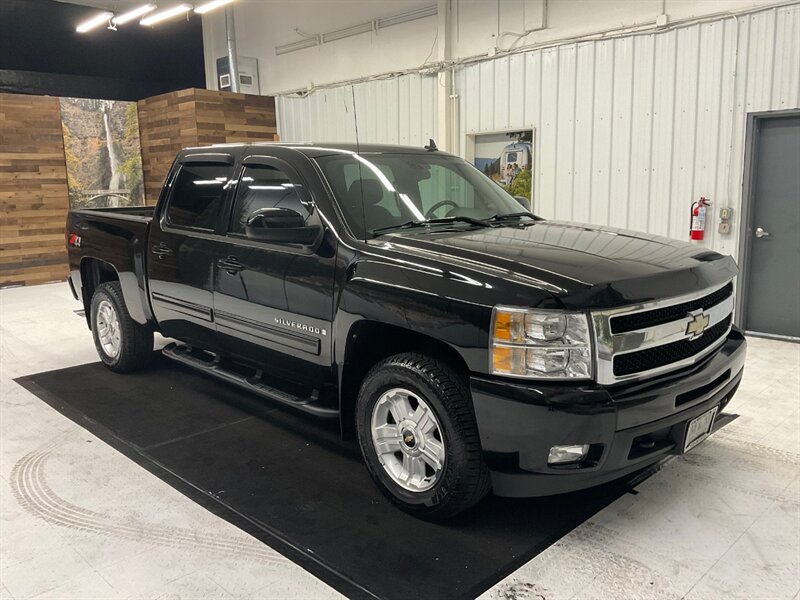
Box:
[113,4,157,26]
[140,4,191,26]
[194,0,235,14]
[76,11,113,33]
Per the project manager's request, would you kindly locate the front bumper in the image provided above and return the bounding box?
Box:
[470,328,747,497]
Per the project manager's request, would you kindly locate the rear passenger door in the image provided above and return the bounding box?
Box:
[212,153,336,393]
[148,153,234,349]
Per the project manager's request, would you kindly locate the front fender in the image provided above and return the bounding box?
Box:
[333,258,493,374]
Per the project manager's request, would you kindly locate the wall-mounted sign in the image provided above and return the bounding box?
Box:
[467,129,534,210]
[59,98,145,209]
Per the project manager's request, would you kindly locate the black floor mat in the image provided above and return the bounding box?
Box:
[17,355,656,600]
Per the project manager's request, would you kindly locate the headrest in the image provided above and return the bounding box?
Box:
[347,179,384,206]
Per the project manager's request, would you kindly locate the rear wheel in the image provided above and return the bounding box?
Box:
[90,282,153,373]
[356,353,491,520]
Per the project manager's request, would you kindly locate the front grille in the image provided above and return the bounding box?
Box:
[613,315,732,377]
[610,283,733,334]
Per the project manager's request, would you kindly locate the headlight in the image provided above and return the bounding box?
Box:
[491,306,593,379]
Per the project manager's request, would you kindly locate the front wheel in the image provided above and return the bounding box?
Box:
[90,281,153,373]
[356,353,491,520]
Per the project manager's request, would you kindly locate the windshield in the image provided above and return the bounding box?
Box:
[315,152,527,238]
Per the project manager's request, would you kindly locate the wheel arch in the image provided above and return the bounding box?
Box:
[80,257,120,328]
[338,320,470,439]
[79,257,150,328]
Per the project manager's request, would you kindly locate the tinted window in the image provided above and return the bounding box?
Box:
[316,153,523,238]
[229,164,312,235]
[341,162,402,217]
[166,164,232,230]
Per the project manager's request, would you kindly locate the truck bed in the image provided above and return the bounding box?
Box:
[71,205,154,223]
[66,205,155,325]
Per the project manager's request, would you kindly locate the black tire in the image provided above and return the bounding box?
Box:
[356,353,491,520]
[90,281,153,373]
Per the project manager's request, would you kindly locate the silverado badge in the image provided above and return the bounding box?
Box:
[274,316,327,336]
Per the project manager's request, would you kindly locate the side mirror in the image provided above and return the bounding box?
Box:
[244,208,321,245]
[514,196,531,209]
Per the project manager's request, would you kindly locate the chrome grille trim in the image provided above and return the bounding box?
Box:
[591,282,735,385]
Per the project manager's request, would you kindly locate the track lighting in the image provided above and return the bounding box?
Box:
[76,11,112,33]
[194,0,235,14]
[77,1,233,34]
[140,4,192,26]
[112,4,156,26]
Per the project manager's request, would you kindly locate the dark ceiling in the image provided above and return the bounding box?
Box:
[0,0,206,100]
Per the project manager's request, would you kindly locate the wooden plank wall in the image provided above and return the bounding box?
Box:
[0,88,277,287]
[136,88,199,206]
[138,89,277,204]
[0,93,70,287]
[194,89,277,146]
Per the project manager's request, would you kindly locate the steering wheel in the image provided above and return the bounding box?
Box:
[425,199,459,219]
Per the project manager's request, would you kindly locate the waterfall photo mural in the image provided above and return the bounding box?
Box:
[59,98,144,209]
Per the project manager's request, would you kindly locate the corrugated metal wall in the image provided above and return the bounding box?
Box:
[277,73,438,146]
[458,5,800,256]
[277,5,800,256]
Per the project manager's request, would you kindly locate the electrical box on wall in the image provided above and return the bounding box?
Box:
[718,206,733,234]
[216,56,260,94]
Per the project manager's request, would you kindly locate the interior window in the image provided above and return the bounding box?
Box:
[416,165,476,214]
[343,163,362,189]
[166,163,232,230]
[229,164,311,235]
[342,163,400,215]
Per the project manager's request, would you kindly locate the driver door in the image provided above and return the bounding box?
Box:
[212,154,335,393]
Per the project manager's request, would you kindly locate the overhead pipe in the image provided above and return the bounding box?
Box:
[275,5,438,56]
[225,5,240,93]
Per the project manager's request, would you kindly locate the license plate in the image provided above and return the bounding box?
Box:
[683,406,719,452]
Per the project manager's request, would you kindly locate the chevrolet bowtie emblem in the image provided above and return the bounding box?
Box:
[686,310,710,339]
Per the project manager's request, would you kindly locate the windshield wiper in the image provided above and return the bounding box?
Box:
[371,216,492,236]
[487,211,538,223]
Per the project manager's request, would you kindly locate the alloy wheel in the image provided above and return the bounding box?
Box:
[96,299,121,358]
[370,387,445,492]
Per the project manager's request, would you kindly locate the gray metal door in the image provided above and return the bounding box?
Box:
[744,116,800,338]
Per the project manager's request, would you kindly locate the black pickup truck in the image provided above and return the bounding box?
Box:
[66,143,746,519]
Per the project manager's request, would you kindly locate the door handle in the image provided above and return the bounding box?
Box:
[755,227,770,238]
[151,243,173,258]
[217,256,243,275]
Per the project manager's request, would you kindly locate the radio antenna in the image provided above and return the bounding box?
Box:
[351,85,368,242]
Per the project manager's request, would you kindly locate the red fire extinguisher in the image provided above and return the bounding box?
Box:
[690,197,711,241]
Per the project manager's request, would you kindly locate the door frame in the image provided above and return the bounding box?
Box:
[735,108,800,340]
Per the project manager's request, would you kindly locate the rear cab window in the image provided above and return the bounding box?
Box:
[165,163,233,230]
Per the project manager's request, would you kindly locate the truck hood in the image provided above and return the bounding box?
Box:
[381,221,737,310]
